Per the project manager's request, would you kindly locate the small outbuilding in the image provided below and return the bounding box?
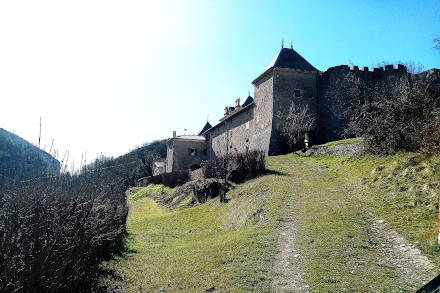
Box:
[165,132,207,173]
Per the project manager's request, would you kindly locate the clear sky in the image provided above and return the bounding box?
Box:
[1,0,439,166]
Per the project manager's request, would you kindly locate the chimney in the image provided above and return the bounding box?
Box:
[235,98,240,108]
[173,130,176,138]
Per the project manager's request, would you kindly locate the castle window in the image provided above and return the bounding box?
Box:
[293,89,302,98]
[188,148,197,157]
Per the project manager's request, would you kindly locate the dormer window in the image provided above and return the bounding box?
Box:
[293,89,303,98]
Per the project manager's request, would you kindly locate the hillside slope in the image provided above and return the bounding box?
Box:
[0,128,60,181]
[102,150,439,292]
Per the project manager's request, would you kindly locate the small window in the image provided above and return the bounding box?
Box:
[293,89,302,98]
[188,148,197,157]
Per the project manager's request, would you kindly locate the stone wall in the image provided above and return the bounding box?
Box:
[209,106,254,157]
[251,70,274,155]
[317,65,408,143]
[166,141,174,172]
[167,139,207,172]
[270,68,319,154]
[204,62,419,159]
[209,69,275,158]
[305,141,363,156]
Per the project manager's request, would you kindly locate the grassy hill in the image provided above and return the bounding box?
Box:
[102,143,440,292]
[0,128,60,182]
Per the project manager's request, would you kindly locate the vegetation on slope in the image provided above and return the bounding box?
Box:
[0,163,129,292]
[274,152,435,292]
[310,152,440,262]
[317,137,363,147]
[103,147,440,292]
[85,140,167,187]
[0,128,60,182]
[101,171,294,292]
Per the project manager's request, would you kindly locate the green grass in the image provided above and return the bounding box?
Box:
[317,137,363,147]
[290,151,440,291]
[128,184,176,200]
[318,152,440,262]
[269,154,405,291]
[102,146,439,292]
[101,169,294,292]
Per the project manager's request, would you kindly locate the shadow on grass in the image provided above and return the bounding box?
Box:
[263,169,289,177]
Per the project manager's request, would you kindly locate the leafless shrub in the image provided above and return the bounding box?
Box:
[203,150,265,202]
[202,150,266,183]
[0,163,129,292]
[420,110,440,154]
[336,70,440,154]
[278,103,316,152]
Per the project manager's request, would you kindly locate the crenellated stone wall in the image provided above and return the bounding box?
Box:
[317,64,409,143]
[203,61,438,160]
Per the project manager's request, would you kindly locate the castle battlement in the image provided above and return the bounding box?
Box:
[168,46,440,172]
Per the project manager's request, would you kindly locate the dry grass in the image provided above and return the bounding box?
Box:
[102,148,440,292]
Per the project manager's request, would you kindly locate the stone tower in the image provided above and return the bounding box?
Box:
[252,46,319,155]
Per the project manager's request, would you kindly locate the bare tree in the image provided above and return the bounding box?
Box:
[279,103,316,152]
[335,70,440,154]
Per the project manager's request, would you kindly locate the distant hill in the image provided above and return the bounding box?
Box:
[83,140,167,186]
[0,128,60,182]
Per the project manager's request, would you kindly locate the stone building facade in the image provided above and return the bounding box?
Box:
[165,134,207,173]
[166,45,439,172]
[204,46,321,156]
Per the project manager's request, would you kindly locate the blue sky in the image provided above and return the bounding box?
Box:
[0,0,439,165]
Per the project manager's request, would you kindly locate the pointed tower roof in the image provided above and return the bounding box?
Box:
[253,47,318,84]
[241,95,254,107]
[264,47,317,72]
[199,121,212,135]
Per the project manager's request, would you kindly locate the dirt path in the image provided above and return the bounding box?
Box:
[270,156,435,292]
[370,217,435,288]
[271,182,308,292]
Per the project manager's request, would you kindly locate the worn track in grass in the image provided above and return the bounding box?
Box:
[269,154,435,292]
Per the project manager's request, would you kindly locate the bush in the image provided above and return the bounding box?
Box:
[202,150,266,183]
[336,71,440,154]
[420,114,440,154]
[161,170,189,187]
[278,103,316,152]
[0,165,128,292]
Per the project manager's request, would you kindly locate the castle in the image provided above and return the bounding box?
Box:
[163,44,438,173]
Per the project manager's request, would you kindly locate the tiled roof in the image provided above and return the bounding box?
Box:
[264,48,318,72]
[253,47,318,85]
[241,95,253,107]
[199,121,212,135]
